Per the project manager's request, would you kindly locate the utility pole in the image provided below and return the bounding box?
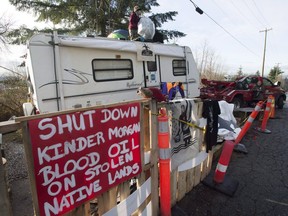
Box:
[260,28,272,77]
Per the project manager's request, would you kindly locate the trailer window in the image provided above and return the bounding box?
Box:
[147,61,157,71]
[92,59,133,81]
[263,78,273,87]
[172,60,186,76]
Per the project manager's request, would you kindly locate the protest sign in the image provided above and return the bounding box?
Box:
[27,103,141,216]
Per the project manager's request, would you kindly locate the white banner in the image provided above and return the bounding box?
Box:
[168,99,200,170]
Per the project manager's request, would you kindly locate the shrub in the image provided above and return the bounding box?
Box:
[0,74,28,121]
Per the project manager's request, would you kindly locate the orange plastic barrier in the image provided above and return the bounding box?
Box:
[269,95,275,118]
[255,96,272,134]
[234,101,263,145]
[158,108,171,216]
[214,140,235,183]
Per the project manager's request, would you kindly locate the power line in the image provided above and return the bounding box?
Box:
[188,0,260,57]
[251,0,270,27]
[210,0,228,17]
[230,0,261,30]
[250,0,280,63]
[211,0,262,54]
[242,0,266,28]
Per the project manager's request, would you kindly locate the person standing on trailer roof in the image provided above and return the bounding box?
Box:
[128,5,142,40]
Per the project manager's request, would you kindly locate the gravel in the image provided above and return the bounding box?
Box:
[2,132,34,216]
[4,141,29,182]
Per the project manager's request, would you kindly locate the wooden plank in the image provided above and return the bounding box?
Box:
[207,151,213,173]
[21,121,39,215]
[200,157,208,181]
[0,120,20,134]
[97,194,106,215]
[132,194,152,216]
[186,168,195,192]
[196,101,204,151]
[143,103,151,152]
[139,200,152,216]
[118,181,130,202]
[212,144,223,162]
[170,170,177,206]
[103,177,151,216]
[0,151,12,216]
[140,102,147,174]
[137,170,152,215]
[149,101,159,216]
[64,202,90,216]
[98,186,118,215]
[193,164,202,186]
[15,99,149,122]
[177,171,187,201]
[131,172,147,216]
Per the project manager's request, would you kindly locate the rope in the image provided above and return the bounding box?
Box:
[150,111,205,131]
[147,99,268,132]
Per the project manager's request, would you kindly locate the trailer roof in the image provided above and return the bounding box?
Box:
[29,33,188,58]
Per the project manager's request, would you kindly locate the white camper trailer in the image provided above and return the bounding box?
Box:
[24,33,200,115]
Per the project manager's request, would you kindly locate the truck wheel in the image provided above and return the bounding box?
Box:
[277,96,284,109]
[232,97,243,109]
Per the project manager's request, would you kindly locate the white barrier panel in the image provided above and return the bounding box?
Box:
[177,150,208,172]
[103,177,151,216]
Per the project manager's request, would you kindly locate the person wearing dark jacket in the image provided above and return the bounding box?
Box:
[129,6,141,40]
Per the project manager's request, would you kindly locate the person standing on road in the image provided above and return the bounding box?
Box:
[128,6,141,40]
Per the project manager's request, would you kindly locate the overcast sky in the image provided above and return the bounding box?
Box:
[153,0,288,76]
[1,0,288,77]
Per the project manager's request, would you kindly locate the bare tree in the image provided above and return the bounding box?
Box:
[0,13,13,49]
[194,41,226,80]
[0,70,27,121]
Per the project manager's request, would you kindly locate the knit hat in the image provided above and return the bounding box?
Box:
[134,6,140,12]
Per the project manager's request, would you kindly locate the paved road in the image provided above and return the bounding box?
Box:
[172,105,288,216]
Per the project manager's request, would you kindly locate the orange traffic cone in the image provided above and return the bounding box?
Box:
[233,101,263,154]
[235,101,263,145]
[255,96,272,134]
[269,95,276,119]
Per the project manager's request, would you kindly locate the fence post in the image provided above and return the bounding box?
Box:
[150,100,159,216]
[0,150,12,216]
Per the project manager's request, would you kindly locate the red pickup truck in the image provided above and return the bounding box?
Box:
[200,75,286,109]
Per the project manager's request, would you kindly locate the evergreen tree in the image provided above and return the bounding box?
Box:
[8,0,185,43]
[268,65,284,82]
[236,66,243,77]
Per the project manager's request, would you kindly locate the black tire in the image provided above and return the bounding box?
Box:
[277,96,284,109]
[232,97,243,109]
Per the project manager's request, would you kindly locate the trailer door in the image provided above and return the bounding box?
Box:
[143,55,161,87]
